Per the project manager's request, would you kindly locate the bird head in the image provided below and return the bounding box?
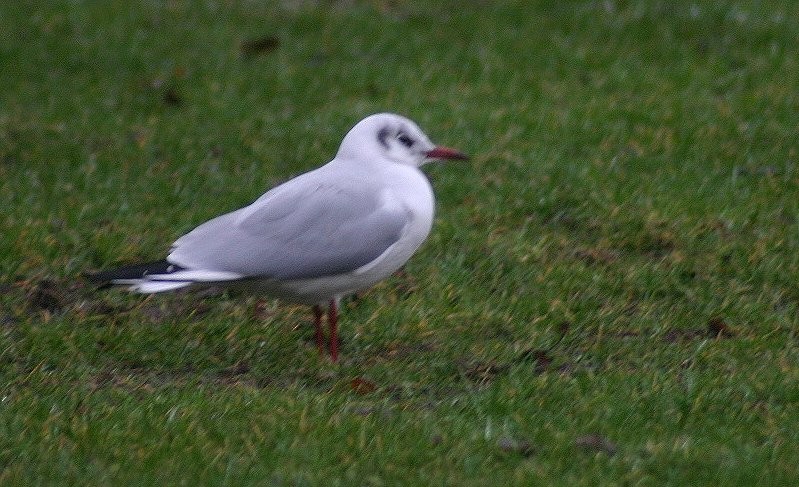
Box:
[336,113,468,167]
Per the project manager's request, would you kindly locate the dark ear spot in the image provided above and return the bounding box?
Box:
[377,126,390,148]
[397,132,414,148]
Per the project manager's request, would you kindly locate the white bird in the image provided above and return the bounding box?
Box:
[88,113,468,362]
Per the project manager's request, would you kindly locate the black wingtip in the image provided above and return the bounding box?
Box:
[84,260,184,287]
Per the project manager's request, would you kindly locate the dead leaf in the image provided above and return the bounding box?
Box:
[26,279,64,313]
[707,317,735,338]
[240,36,280,57]
[162,87,182,106]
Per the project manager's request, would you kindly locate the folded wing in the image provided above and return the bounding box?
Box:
[167,179,410,280]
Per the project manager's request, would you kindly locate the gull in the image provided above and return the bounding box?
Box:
[88,113,468,362]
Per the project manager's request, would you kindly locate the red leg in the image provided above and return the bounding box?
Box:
[328,299,339,363]
[313,305,324,355]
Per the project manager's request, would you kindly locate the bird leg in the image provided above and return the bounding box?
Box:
[312,305,325,354]
[328,299,339,363]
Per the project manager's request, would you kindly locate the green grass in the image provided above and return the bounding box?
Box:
[2,0,799,484]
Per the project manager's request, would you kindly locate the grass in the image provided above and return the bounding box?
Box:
[2,0,799,484]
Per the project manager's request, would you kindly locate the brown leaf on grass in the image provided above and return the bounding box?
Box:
[26,279,64,313]
[707,317,735,338]
[162,86,182,106]
[240,36,280,57]
[575,434,618,456]
[350,376,377,395]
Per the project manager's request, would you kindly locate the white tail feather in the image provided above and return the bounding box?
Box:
[110,269,244,294]
[139,270,243,282]
[130,281,193,293]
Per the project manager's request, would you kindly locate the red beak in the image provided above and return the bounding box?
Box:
[425,146,469,161]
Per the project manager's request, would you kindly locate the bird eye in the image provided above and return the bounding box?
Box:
[397,132,414,148]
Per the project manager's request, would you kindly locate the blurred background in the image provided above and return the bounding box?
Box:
[1,1,798,484]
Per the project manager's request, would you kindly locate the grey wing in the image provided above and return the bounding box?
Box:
[167,180,410,280]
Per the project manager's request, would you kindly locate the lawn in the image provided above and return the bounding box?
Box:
[2,0,799,484]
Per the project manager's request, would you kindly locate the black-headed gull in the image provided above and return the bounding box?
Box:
[88,113,468,361]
